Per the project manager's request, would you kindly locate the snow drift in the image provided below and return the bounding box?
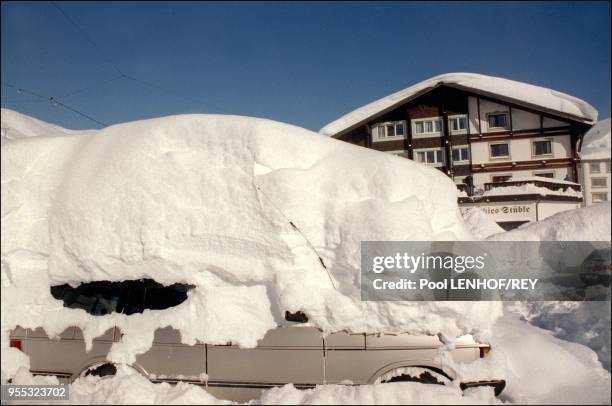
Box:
[579,118,611,160]
[1,109,501,381]
[488,202,611,241]
[0,108,93,141]
[459,208,505,240]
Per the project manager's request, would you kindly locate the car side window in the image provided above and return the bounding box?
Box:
[51,279,194,316]
[285,310,308,323]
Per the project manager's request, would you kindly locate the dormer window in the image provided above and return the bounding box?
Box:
[372,121,406,142]
[487,112,509,130]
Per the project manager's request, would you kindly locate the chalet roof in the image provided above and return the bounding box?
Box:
[579,118,611,160]
[320,73,598,137]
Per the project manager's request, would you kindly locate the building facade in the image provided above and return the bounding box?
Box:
[320,73,596,195]
[577,118,611,206]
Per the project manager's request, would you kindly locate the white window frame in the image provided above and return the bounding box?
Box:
[531,138,554,157]
[412,117,442,138]
[486,111,510,131]
[490,173,513,183]
[591,177,608,188]
[533,170,556,179]
[592,192,608,203]
[451,145,470,164]
[589,162,601,173]
[371,121,407,142]
[489,141,511,159]
[414,147,445,167]
[448,114,468,135]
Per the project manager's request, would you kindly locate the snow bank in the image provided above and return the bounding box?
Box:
[258,382,501,405]
[579,118,611,160]
[459,208,505,240]
[488,202,611,241]
[490,310,610,405]
[320,73,597,136]
[0,108,92,141]
[9,364,501,405]
[514,301,611,372]
[1,110,502,381]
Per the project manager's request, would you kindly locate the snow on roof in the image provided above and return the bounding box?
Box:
[481,183,583,199]
[320,72,598,136]
[507,176,580,186]
[579,118,611,160]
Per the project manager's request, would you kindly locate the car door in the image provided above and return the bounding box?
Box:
[134,326,206,382]
[324,333,448,384]
[25,327,116,380]
[206,326,324,401]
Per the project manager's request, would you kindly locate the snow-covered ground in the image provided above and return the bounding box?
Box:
[487,202,611,241]
[2,109,611,404]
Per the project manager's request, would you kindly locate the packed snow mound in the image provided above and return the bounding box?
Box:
[514,301,611,372]
[320,72,597,136]
[0,108,91,141]
[580,118,611,160]
[488,202,611,241]
[460,208,505,240]
[2,112,500,380]
[489,310,611,405]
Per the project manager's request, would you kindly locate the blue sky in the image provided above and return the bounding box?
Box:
[1,1,610,131]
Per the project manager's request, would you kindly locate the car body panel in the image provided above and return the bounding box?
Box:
[24,328,115,378]
[10,324,494,402]
[207,327,324,384]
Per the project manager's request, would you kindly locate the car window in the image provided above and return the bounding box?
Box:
[51,279,194,316]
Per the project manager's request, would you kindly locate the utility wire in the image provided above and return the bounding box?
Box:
[48,96,107,127]
[60,74,124,98]
[122,74,210,107]
[50,1,125,78]
[1,82,108,127]
[51,1,211,109]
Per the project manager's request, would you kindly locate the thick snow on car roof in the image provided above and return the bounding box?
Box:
[320,72,598,136]
[2,109,501,377]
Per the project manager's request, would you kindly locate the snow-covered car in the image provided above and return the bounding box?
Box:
[580,248,612,287]
[8,280,505,402]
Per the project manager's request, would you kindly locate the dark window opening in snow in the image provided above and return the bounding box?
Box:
[50,279,194,316]
[285,310,308,323]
